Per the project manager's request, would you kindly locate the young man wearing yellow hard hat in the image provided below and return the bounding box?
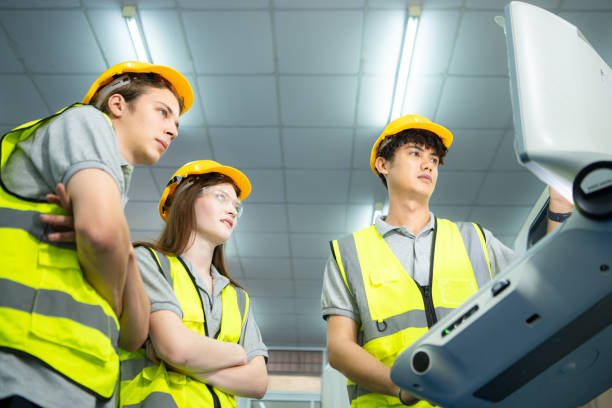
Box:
[0,61,193,407]
[321,114,574,407]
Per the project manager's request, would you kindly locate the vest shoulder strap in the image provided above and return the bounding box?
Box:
[136,245,173,286]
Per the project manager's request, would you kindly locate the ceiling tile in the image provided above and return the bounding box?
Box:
[291,233,334,258]
[234,232,290,257]
[422,0,463,9]
[226,257,244,279]
[559,12,612,66]
[436,77,511,129]
[429,205,471,222]
[357,76,394,128]
[224,236,239,257]
[141,10,192,75]
[285,170,350,203]
[403,75,444,120]
[352,128,380,170]
[241,169,285,203]
[476,171,545,206]
[0,75,48,123]
[430,171,486,205]
[199,76,278,126]
[279,76,358,126]
[275,0,365,10]
[0,0,79,7]
[183,11,273,74]
[0,11,105,73]
[129,229,161,242]
[469,205,532,235]
[443,129,504,171]
[297,327,326,346]
[295,298,322,317]
[288,204,347,233]
[235,204,288,232]
[346,204,373,232]
[361,9,405,75]
[151,166,178,192]
[449,11,508,75]
[283,128,352,169]
[210,127,282,168]
[242,279,294,299]
[411,10,460,75]
[250,296,295,315]
[156,129,211,167]
[294,280,324,299]
[562,1,612,10]
[293,258,327,281]
[127,167,161,201]
[125,201,164,230]
[178,0,269,9]
[177,75,206,127]
[241,258,292,280]
[349,170,387,203]
[262,329,297,346]
[275,10,362,74]
[87,9,137,66]
[0,30,24,73]
[490,130,523,171]
[466,0,560,9]
[32,74,98,113]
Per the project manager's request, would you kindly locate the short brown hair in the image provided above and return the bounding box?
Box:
[376,128,448,188]
[95,73,184,116]
[136,172,243,289]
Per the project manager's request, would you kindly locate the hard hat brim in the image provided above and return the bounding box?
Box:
[83,61,194,115]
[158,160,251,221]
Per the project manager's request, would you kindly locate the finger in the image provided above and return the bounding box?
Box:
[45,193,61,206]
[55,183,72,212]
[48,231,76,242]
[40,213,74,228]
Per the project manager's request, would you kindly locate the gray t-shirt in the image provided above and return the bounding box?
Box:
[0,105,133,408]
[321,214,517,324]
[135,246,268,362]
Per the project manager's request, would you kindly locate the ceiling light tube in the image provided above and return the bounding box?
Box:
[122,6,150,63]
[389,6,421,121]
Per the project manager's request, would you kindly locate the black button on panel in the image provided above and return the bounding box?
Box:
[491,279,510,297]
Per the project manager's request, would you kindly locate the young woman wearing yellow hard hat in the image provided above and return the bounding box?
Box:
[119,160,268,408]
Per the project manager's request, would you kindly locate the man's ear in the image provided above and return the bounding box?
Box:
[106,94,127,118]
[375,156,390,176]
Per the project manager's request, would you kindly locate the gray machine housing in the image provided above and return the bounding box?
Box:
[390,2,612,407]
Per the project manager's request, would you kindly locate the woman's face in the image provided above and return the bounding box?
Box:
[193,182,241,245]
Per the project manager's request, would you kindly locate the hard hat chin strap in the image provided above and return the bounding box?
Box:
[92,74,132,109]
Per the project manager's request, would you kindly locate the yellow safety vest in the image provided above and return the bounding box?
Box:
[330,219,492,407]
[119,247,250,408]
[0,104,120,398]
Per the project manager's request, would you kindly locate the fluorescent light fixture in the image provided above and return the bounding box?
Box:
[389,6,421,121]
[122,6,150,63]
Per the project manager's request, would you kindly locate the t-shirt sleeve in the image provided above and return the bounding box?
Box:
[320,254,360,324]
[49,106,126,193]
[484,228,519,276]
[238,301,268,363]
[134,246,183,319]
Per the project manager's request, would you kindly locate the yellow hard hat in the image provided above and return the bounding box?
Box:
[370,114,453,175]
[159,160,251,221]
[83,61,194,115]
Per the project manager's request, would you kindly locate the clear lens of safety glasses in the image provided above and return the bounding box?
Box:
[201,188,243,217]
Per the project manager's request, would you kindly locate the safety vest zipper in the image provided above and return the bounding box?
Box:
[419,285,438,328]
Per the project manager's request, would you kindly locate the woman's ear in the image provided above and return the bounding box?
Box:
[106,93,127,118]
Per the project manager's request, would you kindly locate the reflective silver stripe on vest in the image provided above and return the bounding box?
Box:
[0,278,119,352]
[347,383,372,402]
[123,391,178,408]
[235,287,248,340]
[456,222,491,288]
[0,207,76,251]
[120,358,155,382]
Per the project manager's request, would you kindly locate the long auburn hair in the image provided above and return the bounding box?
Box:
[136,172,243,289]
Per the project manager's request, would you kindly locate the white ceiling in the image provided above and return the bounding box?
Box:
[2,0,611,348]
